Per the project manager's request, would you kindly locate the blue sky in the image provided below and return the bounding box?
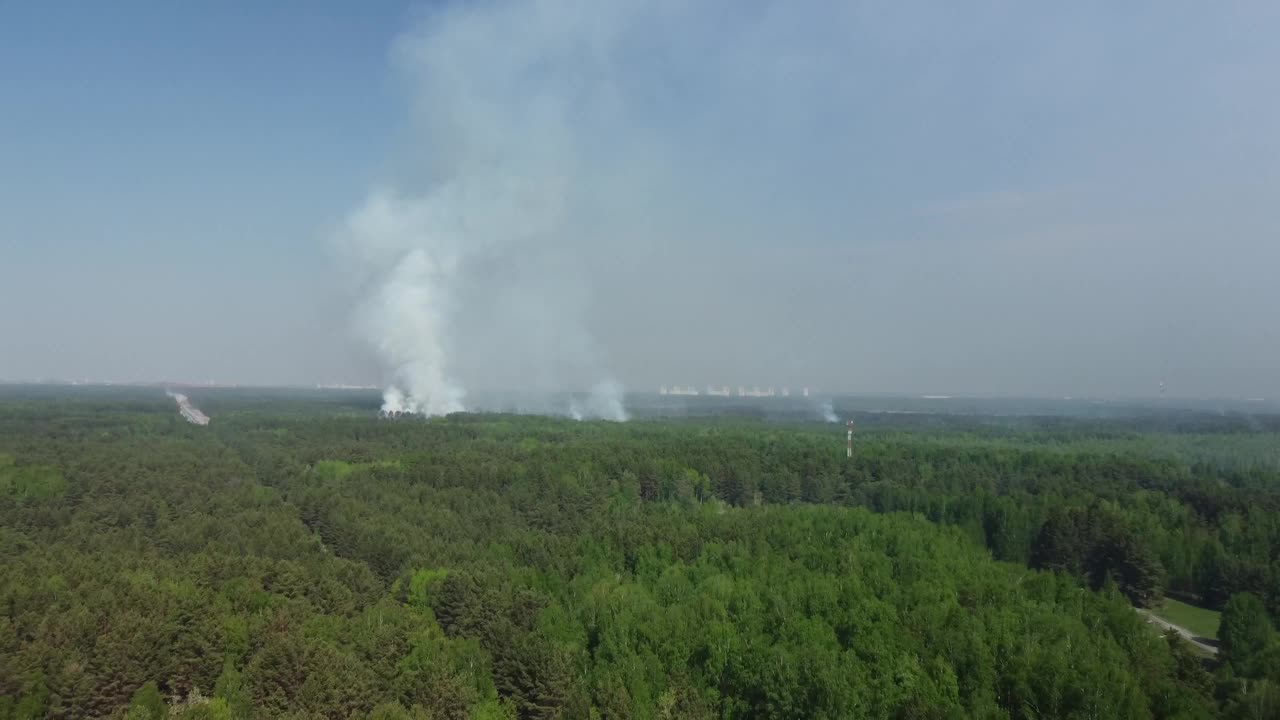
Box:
[2,1,1278,397]
[2,2,401,263]
[2,2,413,382]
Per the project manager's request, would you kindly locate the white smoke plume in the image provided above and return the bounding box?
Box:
[338,0,645,418]
[819,400,839,423]
[569,380,629,422]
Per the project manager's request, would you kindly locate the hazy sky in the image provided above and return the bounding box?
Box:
[2,1,1277,398]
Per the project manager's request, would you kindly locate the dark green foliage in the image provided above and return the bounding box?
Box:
[1222,680,1280,720]
[1032,505,1165,606]
[1165,632,1216,704]
[1,389,1277,717]
[1220,594,1276,675]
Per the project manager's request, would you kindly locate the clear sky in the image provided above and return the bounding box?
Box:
[1,2,409,384]
[2,1,1277,399]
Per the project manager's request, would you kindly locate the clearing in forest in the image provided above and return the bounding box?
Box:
[1156,598,1221,640]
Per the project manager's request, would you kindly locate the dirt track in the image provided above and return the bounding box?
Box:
[1137,609,1218,656]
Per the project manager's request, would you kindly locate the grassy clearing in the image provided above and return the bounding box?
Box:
[1157,598,1221,640]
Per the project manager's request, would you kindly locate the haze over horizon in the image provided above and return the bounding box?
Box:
[2,1,1278,400]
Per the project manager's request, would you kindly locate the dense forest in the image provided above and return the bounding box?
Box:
[1,388,1278,718]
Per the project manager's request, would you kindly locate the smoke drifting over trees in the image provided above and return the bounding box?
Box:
[335,0,1280,410]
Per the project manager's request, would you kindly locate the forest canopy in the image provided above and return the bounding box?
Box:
[0,387,1277,718]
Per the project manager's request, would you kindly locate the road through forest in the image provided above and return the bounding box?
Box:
[1137,609,1219,656]
[165,390,210,425]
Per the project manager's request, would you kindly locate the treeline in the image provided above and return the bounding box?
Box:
[837,441,1280,614]
[0,400,1278,717]
[276,414,1279,616]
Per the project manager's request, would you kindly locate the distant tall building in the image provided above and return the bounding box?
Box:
[803,387,810,397]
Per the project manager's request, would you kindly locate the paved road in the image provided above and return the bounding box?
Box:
[1137,609,1218,655]
[165,390,210,426]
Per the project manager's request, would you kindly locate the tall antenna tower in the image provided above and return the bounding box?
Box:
[846,420,854,459]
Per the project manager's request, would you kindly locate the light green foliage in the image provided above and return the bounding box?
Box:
[408,567,449,609]
[312,459,355,482]
[311,459,402,485]
[222,615,250,660]
[173,696,233,720]
[6,677,48,720]
[366,702,416,720]
[0,462,66,502]
[469,697,517,720]
[126,681,167,720]
[214,661,251,719]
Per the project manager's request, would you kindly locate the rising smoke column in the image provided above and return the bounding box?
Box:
[342,176,561,416]
[819,400,839,423]
[338,0,634,419]
[342,189,469,416]
[569,380,630,422]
